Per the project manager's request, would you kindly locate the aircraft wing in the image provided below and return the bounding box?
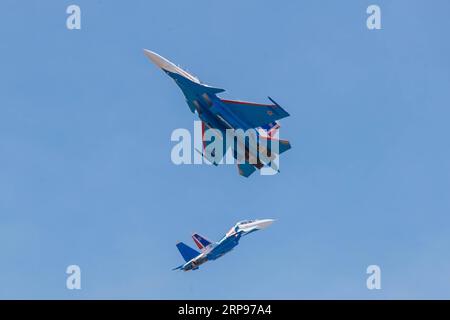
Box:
[221,97,290,129]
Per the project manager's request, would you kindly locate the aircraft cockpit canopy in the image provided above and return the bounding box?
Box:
[237,220,256,225]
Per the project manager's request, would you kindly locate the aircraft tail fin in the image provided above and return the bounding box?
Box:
[176,242,200,262]
[192,233,212,251]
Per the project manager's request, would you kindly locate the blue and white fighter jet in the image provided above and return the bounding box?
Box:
[144,49,291,177]
[173,219,275,271]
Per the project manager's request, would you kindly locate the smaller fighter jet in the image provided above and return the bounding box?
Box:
[173,219,275,271]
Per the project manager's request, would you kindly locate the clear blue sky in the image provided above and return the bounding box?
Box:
[1,0,450,299]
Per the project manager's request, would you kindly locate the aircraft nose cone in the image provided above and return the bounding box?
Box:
[143,49,169,70]
[143,49,201,84]
[257,219,275,229]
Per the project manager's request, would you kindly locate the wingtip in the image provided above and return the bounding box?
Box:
[268,96,290,117]
[268,96,282,107]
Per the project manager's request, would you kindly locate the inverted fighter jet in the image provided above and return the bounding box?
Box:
[173,219,275,271]
[144,49,291,177]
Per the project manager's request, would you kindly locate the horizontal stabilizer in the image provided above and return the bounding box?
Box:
[278,139,291,155]
[259,137,292,155]
[176,242,200,262]
[237,163,257,178]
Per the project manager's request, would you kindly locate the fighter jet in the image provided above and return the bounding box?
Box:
[144,49,291,177]
[173,219,275,271]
